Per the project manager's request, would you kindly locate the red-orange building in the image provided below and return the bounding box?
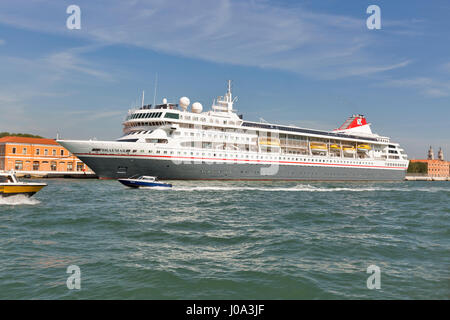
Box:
[409,159,449,177]
[0,136,92,174]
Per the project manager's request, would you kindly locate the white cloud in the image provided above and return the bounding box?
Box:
[381,77,450,97]
[65,110,125,121]
[43,50,113,81]
[0,0,411,79]
[0,44,113,86]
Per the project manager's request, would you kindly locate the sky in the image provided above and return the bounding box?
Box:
[0,0,449,159]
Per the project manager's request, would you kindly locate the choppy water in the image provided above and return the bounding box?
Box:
[0,179,449,299]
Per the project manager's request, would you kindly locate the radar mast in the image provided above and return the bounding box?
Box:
[212,80,237,113]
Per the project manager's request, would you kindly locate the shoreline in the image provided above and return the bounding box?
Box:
[405,176,449,181]
[13,171,98,179]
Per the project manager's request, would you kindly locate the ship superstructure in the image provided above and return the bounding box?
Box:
[58,81,409,180]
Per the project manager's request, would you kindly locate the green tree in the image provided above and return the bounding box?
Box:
[0,132,44,139]
[407,162,428,174]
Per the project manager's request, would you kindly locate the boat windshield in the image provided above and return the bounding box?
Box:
[140,176,155,181]
[0,175,14,183]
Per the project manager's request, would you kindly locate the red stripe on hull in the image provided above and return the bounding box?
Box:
[76,153,407,170]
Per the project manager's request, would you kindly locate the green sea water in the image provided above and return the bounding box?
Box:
[0,179,449,299]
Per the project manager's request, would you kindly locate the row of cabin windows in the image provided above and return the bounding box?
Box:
[183,131,252,141]
[180,115,236,125]
[14,160,84,171]
[128,121,165,127]
[11,147,65,156]
[134,148,403,166]
[387,163,406,167]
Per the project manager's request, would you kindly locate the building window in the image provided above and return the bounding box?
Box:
[15,160,23,170]
[23,148,27,155]
[50,161,57,171]
[76,163,84,171]
[44,149,48,156]
[12,147,16,154]
[67,162,73,171]
[36,149,40,155]
[52,149,56,156]
[60,149,64,156]
[33,161,40,171]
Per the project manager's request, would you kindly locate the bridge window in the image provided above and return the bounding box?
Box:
[165,112,179,119]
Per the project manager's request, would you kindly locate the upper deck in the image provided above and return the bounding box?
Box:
[122,104,389,146]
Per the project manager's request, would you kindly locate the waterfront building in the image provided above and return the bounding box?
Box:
[0,136,93,175]
[410,146,449,178]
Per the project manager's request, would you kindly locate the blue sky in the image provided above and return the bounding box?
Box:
[0,0,449,159]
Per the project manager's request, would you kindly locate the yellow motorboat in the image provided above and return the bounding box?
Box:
[0,171,47,198]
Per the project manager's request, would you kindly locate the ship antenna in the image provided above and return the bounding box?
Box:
[141,90,145,108]
[153,73,158,107]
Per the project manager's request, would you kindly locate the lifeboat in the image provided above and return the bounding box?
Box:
[330,144,342,150]
[357,144,372,152]
[343,146,356,154]
[310,142,328,152]
[0,171,47,198]
[258,138,280,146]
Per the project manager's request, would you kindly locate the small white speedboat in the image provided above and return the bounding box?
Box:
[118,176,172,188]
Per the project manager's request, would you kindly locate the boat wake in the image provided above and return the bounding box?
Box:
[0,195,41,205]
[170,185,449,193]
[138,186,173,190]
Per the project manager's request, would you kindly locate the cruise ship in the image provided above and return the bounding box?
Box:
[58,81,409,180]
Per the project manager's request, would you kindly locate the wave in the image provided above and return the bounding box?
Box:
[0,195,41,205]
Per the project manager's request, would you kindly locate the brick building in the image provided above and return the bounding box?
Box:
[409,159,449,177]
[0,136,92,174]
